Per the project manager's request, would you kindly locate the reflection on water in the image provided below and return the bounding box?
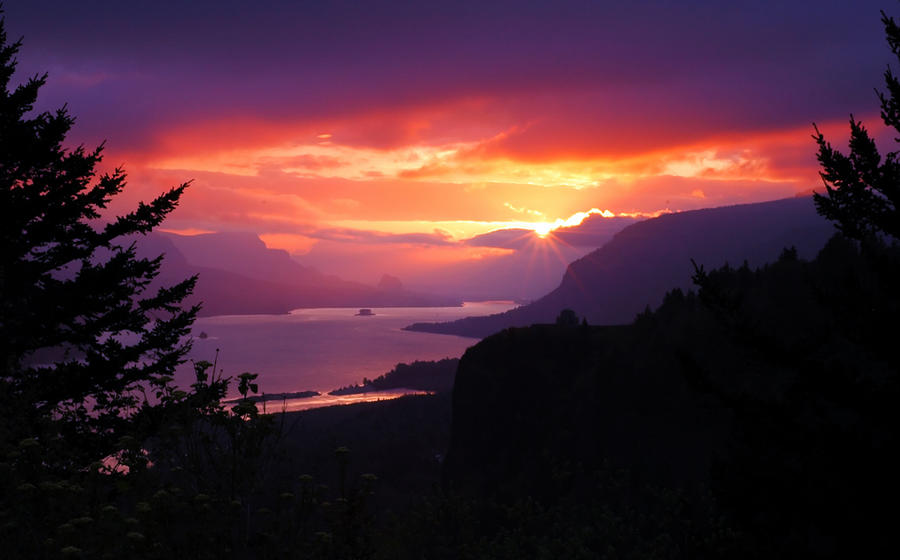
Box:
[181,301,516,408]
[252,389,431,413]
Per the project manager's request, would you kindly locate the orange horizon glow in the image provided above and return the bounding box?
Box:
[158,227,217,236]
[100,102,876,270]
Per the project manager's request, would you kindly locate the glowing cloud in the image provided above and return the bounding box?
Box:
[528,208,617,238]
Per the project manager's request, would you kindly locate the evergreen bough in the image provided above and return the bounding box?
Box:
[813,10,900,242]
[0,12,197,475]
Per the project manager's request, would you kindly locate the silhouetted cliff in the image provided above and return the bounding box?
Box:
[444,323,728,500]
[444,236,900,557]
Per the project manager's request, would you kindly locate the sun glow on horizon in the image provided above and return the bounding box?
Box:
[328,209,623,243]
[528,208,616,238]
[158,227,217,236]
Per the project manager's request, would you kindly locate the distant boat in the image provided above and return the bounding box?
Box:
[356,308,375,316]
[198,331,209,339]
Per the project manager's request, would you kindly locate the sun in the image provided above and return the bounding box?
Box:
[526,208,616,239]
[533,222,554,238]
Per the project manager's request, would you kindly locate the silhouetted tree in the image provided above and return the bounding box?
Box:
[0,12,196,474]
[555,308,579,326]
[813,10,900,241]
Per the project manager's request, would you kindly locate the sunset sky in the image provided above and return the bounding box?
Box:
[5,1,895,284]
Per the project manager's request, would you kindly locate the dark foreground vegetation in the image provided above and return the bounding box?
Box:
[3,7,900,560]
[329,358,458,395]
[226,390,321,404]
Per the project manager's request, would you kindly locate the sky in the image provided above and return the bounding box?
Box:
[4,1,896,287]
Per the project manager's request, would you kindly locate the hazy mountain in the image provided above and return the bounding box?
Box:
[405,197,835,337]
[403,242,591,302]
[160,231,328,287]
[377,274,404,292]
[463,215,639,251]
[138,232,459,316]
[411,217,639,301]
[296,217,639,302]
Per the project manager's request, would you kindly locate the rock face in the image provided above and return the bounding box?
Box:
[406,197,835,337]
[443,324,729,500]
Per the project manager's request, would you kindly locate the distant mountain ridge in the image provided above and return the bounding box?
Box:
[160,231,329,287]
[297,215,639,302]
[138,232,460,316]
[405,197,835,337]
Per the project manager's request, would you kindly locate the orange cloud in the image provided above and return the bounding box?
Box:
[257,233,319,254]
[99,97,872,263]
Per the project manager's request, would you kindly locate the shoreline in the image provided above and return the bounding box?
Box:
[186,301,516,409]
[251,388,433,413]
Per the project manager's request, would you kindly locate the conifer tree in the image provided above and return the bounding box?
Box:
[0,13,197,473]
[813,11,900,241]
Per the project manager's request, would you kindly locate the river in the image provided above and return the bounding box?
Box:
[182,301,516,411]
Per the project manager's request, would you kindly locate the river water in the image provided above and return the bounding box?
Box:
[181,301,516,411]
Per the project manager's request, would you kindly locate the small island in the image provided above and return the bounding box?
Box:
[356,308,375,316]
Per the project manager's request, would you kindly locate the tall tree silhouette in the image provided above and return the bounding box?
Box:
[0,13,197,472]
[813,11,900,241]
